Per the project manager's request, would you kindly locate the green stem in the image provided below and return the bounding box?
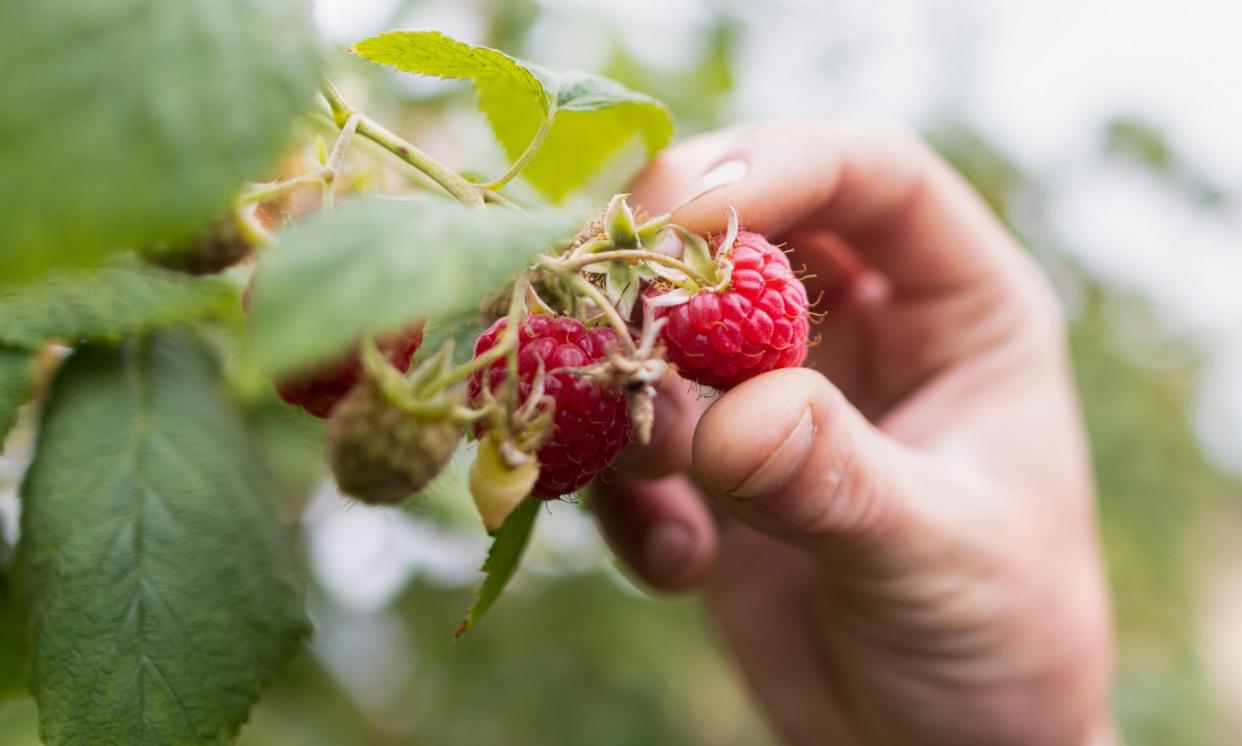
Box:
[502,276,529,428]
[305,113,447,195]
[320,80,484,207]
[234,205,273,246]
[636,212,672,241]
[321,174,335,211]
[320,114,359,212]
[326,113,360,169]
[569,237,610,256]
[480,116,552,190]
[355,115,484,207]
[427,335,515,392]
[482,189,521,209]
[236,170,329,206]
[540,260,636,354]
[557,249,710,286]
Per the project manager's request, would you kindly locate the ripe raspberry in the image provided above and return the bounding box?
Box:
[468,316,631,499]
[274,323,424,418]
[326,378,461,505]
[654,231,810,391]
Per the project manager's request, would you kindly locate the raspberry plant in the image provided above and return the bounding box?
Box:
[0,9,811,744]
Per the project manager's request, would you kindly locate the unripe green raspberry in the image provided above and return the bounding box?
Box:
[326,379,462,505]
[143,216,254,275]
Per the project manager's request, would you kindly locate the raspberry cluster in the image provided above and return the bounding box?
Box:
[654,231,810,391]
[256,208,812,529]
[469,316,631,499]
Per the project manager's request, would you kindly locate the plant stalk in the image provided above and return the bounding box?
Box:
[556,249,710,286]
[480,116,552,190]
[320,80,484,207]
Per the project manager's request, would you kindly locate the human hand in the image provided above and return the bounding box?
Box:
[593,122,1117,745]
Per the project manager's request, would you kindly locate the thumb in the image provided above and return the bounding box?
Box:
[692,368,930,558]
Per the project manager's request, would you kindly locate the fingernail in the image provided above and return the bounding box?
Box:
[731,409,814,498]
[690,158,748,198]
[642,522,693,579]
[650,229,685,257]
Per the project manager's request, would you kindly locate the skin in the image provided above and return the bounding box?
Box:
[592,122,1118,745]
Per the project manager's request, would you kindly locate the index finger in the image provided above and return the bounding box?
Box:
[650,121,1031,295]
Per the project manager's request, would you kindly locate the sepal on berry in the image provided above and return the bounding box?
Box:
[469,434,540,531]
[603,194,639,249]
[605,261,641,319]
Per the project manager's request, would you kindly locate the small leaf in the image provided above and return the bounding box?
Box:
[644,289,693,309]
[606,262,640,320]
[0,0,323,285]
[0,259,236,351]
[677,226,717,285]
[456,497,540,637]
[248,197,580,376]
[17,331,309,744]
[353,31,673,201]
[0,349,36,448]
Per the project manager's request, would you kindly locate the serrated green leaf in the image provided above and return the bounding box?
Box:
[0,578,27,702]
[511,70,673,201]
[353,30,550,114]
[456,497,540,637]
[353,31,673,201]
[0,514,29,700]
[0,260,236,350]
[0,0,322,285]
[0,349,36,448]
[16,331,308,745]
[248,198,579,376]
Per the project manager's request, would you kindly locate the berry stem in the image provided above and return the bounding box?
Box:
[479,115,552,191]
[236,170,330,206]
[501,275,530,427]
[326,113,360,170]
[556,249,711,287]
[636,212,672,241]
[539,261,638,354]
[234,205,273,246]
[426,335,515,393]
[321,113,360,212]
[320,80,485,208]
[305,113,447,195]
[481,189,521,209]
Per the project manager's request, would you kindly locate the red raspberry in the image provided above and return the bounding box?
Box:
[654,231,810,391]
[468,316,631,499]
[275,323,425,418]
